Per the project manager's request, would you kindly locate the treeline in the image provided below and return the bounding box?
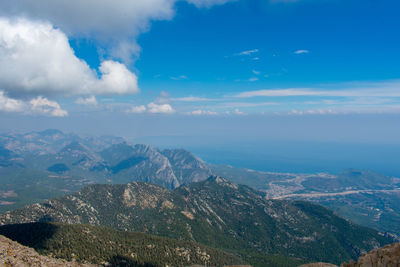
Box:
[0,222,245,267]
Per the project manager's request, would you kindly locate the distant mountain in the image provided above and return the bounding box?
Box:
[0,222,245,267]
[211,164,400,236]
[0,177,393,266]
[0,129,125,156]
[0,130,212,212]
[161,148,212,185]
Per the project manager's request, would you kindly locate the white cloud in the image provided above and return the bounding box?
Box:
[170,75,188,81]
[235,49,259,56]
[126,105,147,114]
[189,109,218,115]
[235,82,400,98]
[187,0,234,8]
[155,91,171,104]
[0,91,26,112]
[294,49,309,54]
[0,90,67,117]
[29,96,68,117]
[289,109,338,115]
[75,96,98,106]
[172,96,216,102]
[147,102,174,114]
[0,18,139,98]
[252,70,261,75]
[249,77,259,82]
[0,0,234,62]
[95,61,138,95]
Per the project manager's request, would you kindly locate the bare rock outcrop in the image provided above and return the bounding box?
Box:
[341,243,400,267]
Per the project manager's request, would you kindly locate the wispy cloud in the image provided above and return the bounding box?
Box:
[271,0,301,3]
[235,49,259,56]
[171,96,217,102]
[294,49,309,54]
[235,83,400,98]
[188,110,218,116]
[170,75,188,81]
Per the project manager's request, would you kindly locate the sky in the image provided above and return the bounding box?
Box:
[0,0,399,173]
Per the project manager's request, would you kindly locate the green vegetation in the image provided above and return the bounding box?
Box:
[0,222,246,267]
[212,164,400,235]
[0,177,394,266]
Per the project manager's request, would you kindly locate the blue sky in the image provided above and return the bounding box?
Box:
[75,0,400,116]
[0,0,399,147]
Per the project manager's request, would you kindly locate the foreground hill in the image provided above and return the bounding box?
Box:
[0,234,97,267]
[0,222,245,267]
[0,176,393,266]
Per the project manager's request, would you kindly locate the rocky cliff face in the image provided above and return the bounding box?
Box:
[0,234,97,267]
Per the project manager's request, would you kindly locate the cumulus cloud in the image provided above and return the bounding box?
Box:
[30,96,68,117]
[126,105,147,114]
[0,18,139,98]
[147,102,174,114]
[95,61,138,95]
[0,91,26,112]
[0,90,68,117]
[75,96,98,106]
[0,0,234,62]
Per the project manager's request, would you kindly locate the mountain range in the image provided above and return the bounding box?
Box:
[0,176,394,266]
[1,129,400,265]
[0,129,211,212]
